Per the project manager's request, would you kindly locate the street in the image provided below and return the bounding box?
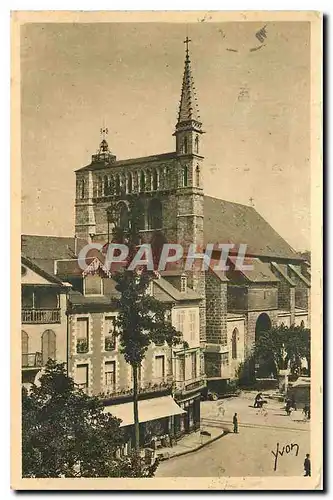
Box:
[156,394,310,477]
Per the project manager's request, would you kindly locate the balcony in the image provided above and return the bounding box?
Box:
[102,375,174,400]
[174,375,206,394]
[105,336,116,351]
[22,352,43,369]
[76,339,89,354]
[22,309,61,324]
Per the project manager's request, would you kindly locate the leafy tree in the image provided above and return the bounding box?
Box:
[109,198,184,451]
[253,324,311,378]
[22,360,159,478]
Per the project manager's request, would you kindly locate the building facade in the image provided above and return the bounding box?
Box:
[21,256,71,385]
[73,40,311,388]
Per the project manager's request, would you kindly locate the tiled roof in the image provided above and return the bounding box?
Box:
[203,196,301,260]
[228,256,280,283]
[21,255,70,287]
[21,235,88,259]
[76,152,177,173]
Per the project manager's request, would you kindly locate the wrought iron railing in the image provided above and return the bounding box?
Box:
[105,336,116,351]
[76,339,89,354]
[22,352,43,369]
[22,309,61,324]
[102,375,174,399]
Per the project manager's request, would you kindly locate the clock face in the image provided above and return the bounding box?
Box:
[21,266,27,277]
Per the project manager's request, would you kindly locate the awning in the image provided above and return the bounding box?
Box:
[104,395,186,427]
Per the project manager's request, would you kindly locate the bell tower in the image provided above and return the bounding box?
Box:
[174,37,206,342]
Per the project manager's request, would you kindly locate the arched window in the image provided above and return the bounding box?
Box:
[196,165,200,187]
[118,202,129,231]
[128,173,133,193]
[115,174,121,195]
[182,166,188,187]
[104,175,109,196]
[97,177,103,197]
[231,328,238,360]
[183,137,188,154]
[140,171,145,192]
[146,171,152,191]
[152,169,158,191]
[147,199,162,230]
[300,320,305,328]
[195,135,199,154]
[22,330,28,354]
[42,329,56,365]
[81,179,85,199]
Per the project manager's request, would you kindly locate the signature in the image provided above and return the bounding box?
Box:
[271,442,299,471]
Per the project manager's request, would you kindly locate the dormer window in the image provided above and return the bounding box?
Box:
[84,274,103,296]
[180,275,187,293]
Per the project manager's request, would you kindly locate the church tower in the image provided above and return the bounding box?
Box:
[174,37,204,250]
[174,38,206,342]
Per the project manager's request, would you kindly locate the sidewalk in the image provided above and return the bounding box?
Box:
[156,425,229,461]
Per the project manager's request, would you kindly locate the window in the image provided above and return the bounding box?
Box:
[300,320,305,328]
[105,361,116,391]
[115,175,121,195]
[221,353,229,366]
[182,166,188,187]
[140,171,145,191]
[104,175,109,196]
[155,355,165,383]
[97,176,103,197]
[195,135,199,154]
[76,318,89,353]
[180,275,187,293]
[81,179,85,199]
[41,330,56,365]
[105,316,117,351]
[128,173,133,193]
[22,287,33,309]
[231,328,238,360]
[177,310,185,334]
[147,199,162,230]
[22,331,29,354]
[183,137,188,154]
[146,171,152,191]
[76,364,88,391]
[178,355,185,381]
[189,310,196,341]
[152,169,158,191]
[196,165,200,187]
[84,274,102,295]
[191,352,197,379]
[119,202,129,231]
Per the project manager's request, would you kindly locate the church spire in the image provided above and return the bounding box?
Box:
[176,37,202,128]
[174,38,204,156]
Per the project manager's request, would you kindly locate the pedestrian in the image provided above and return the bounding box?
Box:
[304,454,311,477]
[233,413,238,433]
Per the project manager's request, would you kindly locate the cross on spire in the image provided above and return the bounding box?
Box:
[184,36,192,56]
[100,127,108,141]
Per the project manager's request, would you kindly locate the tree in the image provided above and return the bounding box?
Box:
[22,360,159,478]
[109,198,184,451]
[253,323,311,379]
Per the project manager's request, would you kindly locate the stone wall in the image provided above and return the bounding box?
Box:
[205,270,227,345]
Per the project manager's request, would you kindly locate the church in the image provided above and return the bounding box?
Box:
[73,38,310,387]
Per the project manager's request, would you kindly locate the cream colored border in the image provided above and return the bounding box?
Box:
[11,10,322,491]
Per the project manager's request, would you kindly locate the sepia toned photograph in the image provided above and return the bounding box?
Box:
[11,10,322,490]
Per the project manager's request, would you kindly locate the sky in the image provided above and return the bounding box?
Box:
[21,21,310,251]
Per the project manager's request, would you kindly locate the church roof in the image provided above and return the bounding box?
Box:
[76,152,177,173]
[177,39,201,125]
[203,196,301,261]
